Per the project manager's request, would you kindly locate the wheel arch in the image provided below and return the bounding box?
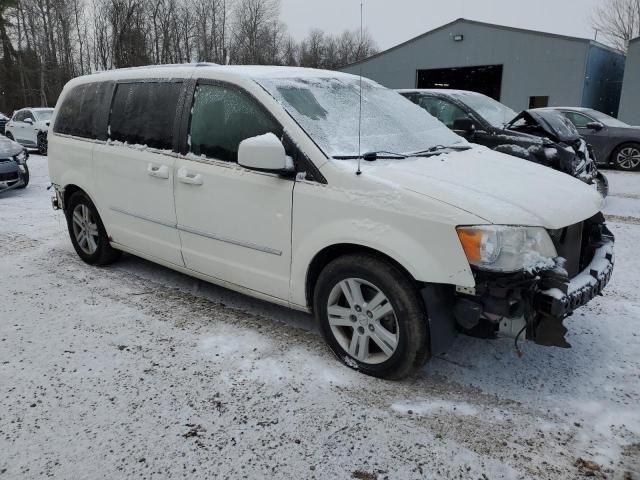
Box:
[304,243,420,312]
[608,141,640,164]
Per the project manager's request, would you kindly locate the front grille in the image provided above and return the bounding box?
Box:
[548,214,607,278]
[549,222,584,277]
[0,171,19,182]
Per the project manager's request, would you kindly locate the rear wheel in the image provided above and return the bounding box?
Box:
[313,254,430,380]
[612,143,640,171]
[65,191,121,265]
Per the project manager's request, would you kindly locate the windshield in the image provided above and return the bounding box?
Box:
[34,109,53,121]
[256,76,465,158]
[446,91,516,128]
[585,109,629,128]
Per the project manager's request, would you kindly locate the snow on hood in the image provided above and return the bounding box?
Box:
[0,135,24,158]
[348,146,603,229]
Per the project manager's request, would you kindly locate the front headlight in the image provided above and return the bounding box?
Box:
[15,150,28,165]
[456,225,558,272]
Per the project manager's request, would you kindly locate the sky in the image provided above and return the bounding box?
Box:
[279,0,606,50]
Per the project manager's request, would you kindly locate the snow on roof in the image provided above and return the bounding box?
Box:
[343,18,624,69]
[397,88,488,97]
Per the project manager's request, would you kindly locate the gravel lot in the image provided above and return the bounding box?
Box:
[1,156,639,479]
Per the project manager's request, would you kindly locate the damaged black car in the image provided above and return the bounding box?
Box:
[399,89,608,196]
[0,135,29,193]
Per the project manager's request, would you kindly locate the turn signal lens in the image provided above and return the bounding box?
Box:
[457,229,483,262]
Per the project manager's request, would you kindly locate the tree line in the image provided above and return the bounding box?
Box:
[0,0,377,114]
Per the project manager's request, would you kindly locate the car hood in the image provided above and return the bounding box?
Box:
[360,146,603,229]
[0,135,23,158]
[507,110,581,143]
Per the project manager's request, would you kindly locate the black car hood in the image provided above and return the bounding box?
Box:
[0,135,24,158]
[506,110,581,143]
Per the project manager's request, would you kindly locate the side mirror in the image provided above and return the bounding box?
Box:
[586,121,604,131]
[24,118,33,124]
[238,133,294,174]
[452,117,476,135]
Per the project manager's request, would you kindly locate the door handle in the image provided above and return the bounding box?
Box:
[147,163,170,179]
[177,167,203,185]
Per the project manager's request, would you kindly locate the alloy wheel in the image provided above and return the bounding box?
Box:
[72,204,99,255]
[38,135,48,155]
[616,146,640,170]
[326,278,399,365]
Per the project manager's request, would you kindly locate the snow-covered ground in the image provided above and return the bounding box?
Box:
[1,159,639,479]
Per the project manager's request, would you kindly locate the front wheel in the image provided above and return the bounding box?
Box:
[612,143,640,171]
[65,191,121,265]
[37,132,48,155]
[16,165,29,189]
[313,254,430,380]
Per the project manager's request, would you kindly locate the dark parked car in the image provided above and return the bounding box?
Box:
[0,135,29,193]
[0,112,8,136]
[399,89,607,195]
[546,107,640,171]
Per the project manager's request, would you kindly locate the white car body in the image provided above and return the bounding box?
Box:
[5,108,53,151]
[47,65,611,377]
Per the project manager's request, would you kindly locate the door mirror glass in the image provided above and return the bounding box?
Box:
[586,121,604,131]
[24,118,33,124]
[238,133,293,173]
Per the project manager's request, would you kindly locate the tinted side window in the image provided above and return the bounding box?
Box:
[189,84,281,162]
[24,111,35,121]
[564,112,592,129]
[76,83,113,139]
[419,97,469,129]
[54,85,87,136]
[110,82,182,150]
[13,111,24,122]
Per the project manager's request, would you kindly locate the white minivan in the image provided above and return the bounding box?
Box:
[48,65,614,379]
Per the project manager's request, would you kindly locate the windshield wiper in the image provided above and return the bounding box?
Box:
[333,150,407,161]
[407,144,472,157]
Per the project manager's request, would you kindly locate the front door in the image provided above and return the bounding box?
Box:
[174,82,294,301]
[93,80,185,266]
[562,111,609,163]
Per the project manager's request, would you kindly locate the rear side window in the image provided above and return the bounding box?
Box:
[54,82,113,139]
[109,82,183,150]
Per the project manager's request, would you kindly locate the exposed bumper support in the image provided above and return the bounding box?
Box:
[442,217,614,349]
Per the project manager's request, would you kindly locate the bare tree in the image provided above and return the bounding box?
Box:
[593,0,640,51]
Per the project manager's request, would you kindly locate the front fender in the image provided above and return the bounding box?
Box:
[289,181,479,308]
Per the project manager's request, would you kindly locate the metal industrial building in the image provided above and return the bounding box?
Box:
[619,37,640,125]
[341,19,626,116]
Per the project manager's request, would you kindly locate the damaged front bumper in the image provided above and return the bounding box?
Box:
[0,165,28,193]
[427,214,614,352]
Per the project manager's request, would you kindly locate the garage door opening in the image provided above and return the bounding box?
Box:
[416,65,504,101]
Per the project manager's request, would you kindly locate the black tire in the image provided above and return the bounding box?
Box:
[65,190,121,265]
[16,165,29,189]
[37,132,48,155]
[611,143,640,171]
[595,171,608,198]
[313,253,430,380]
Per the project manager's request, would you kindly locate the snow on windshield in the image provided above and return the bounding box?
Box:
[34,110,53,121]
[447,91,516,128]
[257,76,465,158]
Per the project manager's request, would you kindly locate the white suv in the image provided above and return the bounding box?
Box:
[48,66,614,379]
[6,107,54,154]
